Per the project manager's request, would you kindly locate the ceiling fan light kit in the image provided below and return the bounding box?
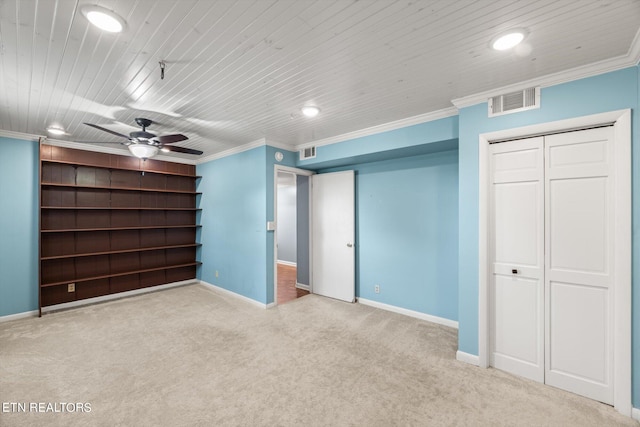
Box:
[128,143,159,159]
[81,118,203,158]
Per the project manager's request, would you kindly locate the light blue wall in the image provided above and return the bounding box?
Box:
[197,147,269,303]
[321,150,459,321]
[457,66,640,404]
[197,145,296,305]
[0,137,39,317]
[297,115,459,170]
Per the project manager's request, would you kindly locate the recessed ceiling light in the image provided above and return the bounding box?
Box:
[46,126,65,136]
[81,5,126,33]
[492,29,527,51]
[301,105,320,118]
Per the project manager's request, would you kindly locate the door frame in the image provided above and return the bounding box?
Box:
[477,109,631,415]
[273,165,315,305]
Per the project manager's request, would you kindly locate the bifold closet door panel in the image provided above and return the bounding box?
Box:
[489,137,545,383]
[544,127,615,405]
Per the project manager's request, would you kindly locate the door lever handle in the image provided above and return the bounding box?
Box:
[346,243,353,248]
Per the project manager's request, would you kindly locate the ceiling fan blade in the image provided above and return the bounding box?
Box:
[84,123,130,139]
[162,145,203,155]
[153,133,188,144]
[74,141,126,144]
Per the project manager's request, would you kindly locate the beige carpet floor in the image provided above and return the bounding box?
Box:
[0,283,636,426]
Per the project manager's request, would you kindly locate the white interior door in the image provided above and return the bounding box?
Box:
[544,127,614,404]
[311,170,355,302]
[489,137,545,382]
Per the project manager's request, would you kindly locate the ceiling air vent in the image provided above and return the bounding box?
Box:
[488,87,540,117]
[299,146,316,160]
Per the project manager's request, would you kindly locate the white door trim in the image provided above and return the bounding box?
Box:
[273,165,315,305]
[477,109,631,416]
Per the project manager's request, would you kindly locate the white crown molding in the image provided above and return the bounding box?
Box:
[265,138,295,151]
[295,107,459,151]
[196,138,267,164]
[0,129,42,141]
[452,45,640,109]
[44,138,198,165]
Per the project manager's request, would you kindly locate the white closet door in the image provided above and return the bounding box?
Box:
[544,127,614,404]
[489,137,544,383]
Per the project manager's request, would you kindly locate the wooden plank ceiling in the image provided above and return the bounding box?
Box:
[0,0,638,159]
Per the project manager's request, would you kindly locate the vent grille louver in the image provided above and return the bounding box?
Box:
[489,87,540,117]
[299,146,316,160]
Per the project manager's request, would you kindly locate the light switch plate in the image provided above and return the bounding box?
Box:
[267,221,276,231]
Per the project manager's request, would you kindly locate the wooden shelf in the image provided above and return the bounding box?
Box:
[39,144,201,311]
[41,243,202,260]
[41,158,200,178]
[42,206,201,211]
[42,225,201,233]
[41,182,201,195]
[41,262,202,288]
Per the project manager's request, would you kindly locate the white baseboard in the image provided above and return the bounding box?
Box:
[277,260,296,267]
[42,279,198,314]
[357,298,458,329]
[456,351,480,366]
[0,310,39,323]
[631,407,640,421]
[199,281,270,309]
[295,282,310,291]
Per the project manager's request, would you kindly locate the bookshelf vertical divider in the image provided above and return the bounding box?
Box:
[39,144,202,315]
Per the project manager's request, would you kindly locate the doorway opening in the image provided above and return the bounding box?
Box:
[274,166,314,305]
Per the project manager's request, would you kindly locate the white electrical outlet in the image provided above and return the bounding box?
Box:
[215,270,219,278]
[67,283,75,293]
[374,285,380,294]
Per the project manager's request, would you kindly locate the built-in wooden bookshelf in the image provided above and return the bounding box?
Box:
[39,145,201,314]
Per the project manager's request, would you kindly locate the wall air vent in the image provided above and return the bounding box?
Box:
[488,87,540,117]
[299,146,316,160]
